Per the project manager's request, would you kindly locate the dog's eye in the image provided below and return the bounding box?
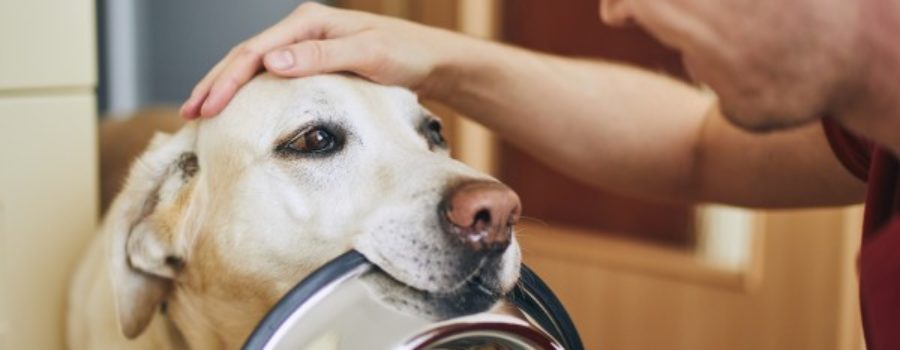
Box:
[280,127,338,155]
[421,119,446,149]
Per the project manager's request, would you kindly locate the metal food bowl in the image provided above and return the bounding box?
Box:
[243,250,584,350]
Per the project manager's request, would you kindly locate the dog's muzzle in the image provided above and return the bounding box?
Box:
[242,250,584,350]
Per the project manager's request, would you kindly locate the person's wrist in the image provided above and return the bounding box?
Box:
[417,32,497,102]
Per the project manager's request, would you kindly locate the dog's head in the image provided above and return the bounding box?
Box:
[105,74,522,347]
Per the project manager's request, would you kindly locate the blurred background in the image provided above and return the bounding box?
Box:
[0,0,866,349]
[99,0,315,114]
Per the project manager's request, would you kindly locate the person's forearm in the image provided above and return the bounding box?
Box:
[427,40,715,203]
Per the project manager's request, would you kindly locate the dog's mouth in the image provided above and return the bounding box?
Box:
[360,255,512,320]
[352,219,522,320]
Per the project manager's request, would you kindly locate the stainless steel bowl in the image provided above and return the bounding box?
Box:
[243,251,583,350]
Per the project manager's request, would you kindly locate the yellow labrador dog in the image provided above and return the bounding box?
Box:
[67,74,522,349]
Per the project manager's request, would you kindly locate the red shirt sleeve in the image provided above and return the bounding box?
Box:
[822,117,874,181]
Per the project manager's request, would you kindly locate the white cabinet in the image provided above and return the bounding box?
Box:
[0,0,97,348]
[0,95,98,350]
[0,0,96,90]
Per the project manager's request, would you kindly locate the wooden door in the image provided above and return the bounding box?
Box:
[501,0,695,248]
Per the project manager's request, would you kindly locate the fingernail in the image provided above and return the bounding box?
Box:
[266,50,295,70]
[180,101,197,119]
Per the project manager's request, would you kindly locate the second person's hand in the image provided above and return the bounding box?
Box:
[181,2,469,119]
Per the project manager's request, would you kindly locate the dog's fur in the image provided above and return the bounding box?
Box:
[98,107,185,214]
[67,74,521,349]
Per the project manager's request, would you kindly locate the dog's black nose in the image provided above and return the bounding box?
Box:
[441,180,521,252]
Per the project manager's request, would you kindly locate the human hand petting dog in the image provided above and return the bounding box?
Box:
[181,2,476,119]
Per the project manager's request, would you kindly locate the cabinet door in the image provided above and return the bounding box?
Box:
[0,93,97,349]
[0,0,96,90]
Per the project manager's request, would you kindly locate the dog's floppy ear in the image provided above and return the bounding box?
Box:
[104,124,201,339]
